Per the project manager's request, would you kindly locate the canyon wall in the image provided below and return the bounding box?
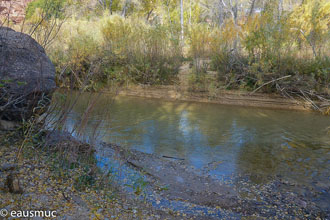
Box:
[0,0,33,24]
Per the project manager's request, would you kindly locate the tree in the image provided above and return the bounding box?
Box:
[180,0,184,43]
[290,0,330,57]
[109,0,114,14]
[140,0,158,21]
[122,0,132,17]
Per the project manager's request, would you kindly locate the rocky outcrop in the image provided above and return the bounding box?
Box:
[0,0,32,24]
[0,27,56,122]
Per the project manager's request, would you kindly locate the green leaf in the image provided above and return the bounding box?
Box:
[17,81,27,86]
[1,79,13,84]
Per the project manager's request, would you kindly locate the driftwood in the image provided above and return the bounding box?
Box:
[250,75,292,95]
[162,155,185,160]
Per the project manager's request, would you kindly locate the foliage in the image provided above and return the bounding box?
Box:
[101,15,183,84]
[200,0,330,95]
[50,14,182,88]
[26,0,67,20]
[42,0,329,103]
[290,0,330,57]
[188,23,214,59]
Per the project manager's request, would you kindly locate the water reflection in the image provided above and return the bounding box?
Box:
[56,92,330,185]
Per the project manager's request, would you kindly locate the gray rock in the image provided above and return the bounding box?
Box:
[0,119,19,130]
[0,163,18,172]
[71,195,88,208]
[0,27,56,121]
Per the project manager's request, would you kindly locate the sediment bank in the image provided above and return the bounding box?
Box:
[117,85,316,111]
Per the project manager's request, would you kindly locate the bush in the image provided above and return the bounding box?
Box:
[50,26,106,90]
[26,0,67,20]
[188,24,214,60]
[101,15,183,84]
[206,0,330,94]
[48,14,183,89]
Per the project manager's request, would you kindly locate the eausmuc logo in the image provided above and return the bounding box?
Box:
[0,209,56,218]
[0,209,9,217]
[11,210,57,218]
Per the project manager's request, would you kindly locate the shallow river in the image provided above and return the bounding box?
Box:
[61,92,330,187]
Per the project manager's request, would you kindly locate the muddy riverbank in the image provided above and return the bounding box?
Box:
[98,142,330,219]
[116,85,319,111]
[0,130,189,220]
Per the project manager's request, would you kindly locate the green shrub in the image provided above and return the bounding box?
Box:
[51,32,105,90]
[101,16,183,84]
[26,0,67,19]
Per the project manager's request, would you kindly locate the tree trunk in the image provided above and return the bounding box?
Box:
[189,0,192,26]
[278,0,283,20]
[180,0,184,43]
[122,0,131,17]
[146,9,153,21]
[109,0,113,15]
[248,0,256,17]
[98,0,106,10]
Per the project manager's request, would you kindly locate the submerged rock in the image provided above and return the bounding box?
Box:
[0,27,56,123]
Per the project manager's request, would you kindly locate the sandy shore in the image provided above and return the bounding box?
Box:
[117,85,317,111]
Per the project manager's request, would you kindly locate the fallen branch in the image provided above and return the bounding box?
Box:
[162,155,185,160]
[250,75,292,95]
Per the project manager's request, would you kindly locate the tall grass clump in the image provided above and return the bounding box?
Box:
[48,14,183,88]
[48,17,109,90]
[101,15,183,85]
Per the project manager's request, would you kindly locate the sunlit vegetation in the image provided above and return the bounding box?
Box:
[25,0,329,97]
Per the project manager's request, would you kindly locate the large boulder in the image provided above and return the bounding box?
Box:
[0,27,56,122]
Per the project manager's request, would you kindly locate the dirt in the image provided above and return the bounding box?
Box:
[113,144,239,208]
[101,143,330,219]
[0,131,193,220]
[117,85,318,111]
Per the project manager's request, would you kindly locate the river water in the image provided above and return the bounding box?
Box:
[59,92,330,188]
